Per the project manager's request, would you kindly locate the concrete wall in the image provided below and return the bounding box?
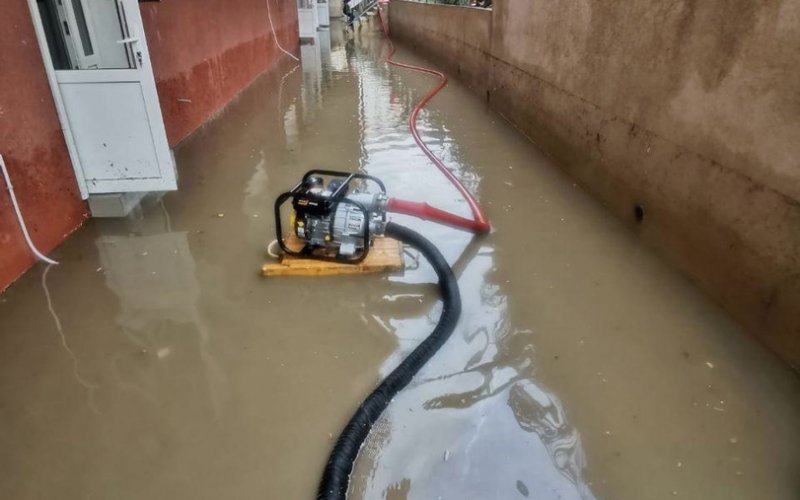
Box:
[141,0,300,146]
[0,1,89,290]
[389,0,800,368]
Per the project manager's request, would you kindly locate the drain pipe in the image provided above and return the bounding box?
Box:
[0,153,59,265]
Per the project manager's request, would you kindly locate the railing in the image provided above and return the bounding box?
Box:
[402,0,492,7]
[345,0,489,24]
[350,0,379,19]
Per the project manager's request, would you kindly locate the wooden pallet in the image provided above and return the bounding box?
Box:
[262,236,404,277]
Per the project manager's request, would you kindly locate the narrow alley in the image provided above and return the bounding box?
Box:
[1,15,799,500]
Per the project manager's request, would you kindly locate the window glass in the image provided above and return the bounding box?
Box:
[37,0,134,70]
[71,0,95,56]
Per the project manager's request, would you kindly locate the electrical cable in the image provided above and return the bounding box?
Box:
[0,153,59,265]
[267,239,282,259]
[266,0,300,62]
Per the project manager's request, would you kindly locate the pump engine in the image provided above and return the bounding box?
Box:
[274,170,388,262]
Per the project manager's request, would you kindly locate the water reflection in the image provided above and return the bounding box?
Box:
[308,17,599,500]
[94,198,227,419]
[41,265,102,415]
[191,15,597,498]
[355,260,596,499]
[509,381,595,500]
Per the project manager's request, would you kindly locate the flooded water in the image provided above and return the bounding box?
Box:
[2,17,799,500]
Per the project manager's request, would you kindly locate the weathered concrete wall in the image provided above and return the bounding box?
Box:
[141,0,300,146]
[389,0,800,368]
[0,1,89,290]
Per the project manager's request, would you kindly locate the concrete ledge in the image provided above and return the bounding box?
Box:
[389,0,800,368]
[88,192,148,218]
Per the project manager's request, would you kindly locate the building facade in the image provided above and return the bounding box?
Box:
[0,0,299,290]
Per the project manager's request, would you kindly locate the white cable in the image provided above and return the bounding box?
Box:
[0,153,59,265]
[267,239,283,259]
[266,0,299,62]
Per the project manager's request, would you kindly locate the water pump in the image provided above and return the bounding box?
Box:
[270,169,490,499]
[274,170,388,263]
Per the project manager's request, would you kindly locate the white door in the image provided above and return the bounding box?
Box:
[311,0,320,29]
[30,0,176,195]
[298,0,317,38]
[317,0,329,27]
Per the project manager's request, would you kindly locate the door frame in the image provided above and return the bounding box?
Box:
[60,0,103,69]
[27,0,89,199]
[298,0,318,39]
[27,0,175,199]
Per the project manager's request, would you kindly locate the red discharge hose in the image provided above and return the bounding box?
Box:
[376,3,491,234]
[386,198,490,234]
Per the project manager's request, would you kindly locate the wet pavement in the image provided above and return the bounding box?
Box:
[2,17,800,500]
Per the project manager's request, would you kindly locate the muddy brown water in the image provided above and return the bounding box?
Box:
[2,18,799,500]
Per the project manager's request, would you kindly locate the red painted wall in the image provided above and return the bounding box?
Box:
[0,1,89,290]
[141,0,300,146]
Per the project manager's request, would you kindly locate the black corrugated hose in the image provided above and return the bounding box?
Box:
[317,222,462,499]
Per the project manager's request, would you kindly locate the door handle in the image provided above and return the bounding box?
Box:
[117,36,143,67]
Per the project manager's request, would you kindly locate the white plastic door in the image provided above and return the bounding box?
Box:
[33,0,176,194]
[298,0,317,38]
[317,0,329,27]
[311,0,320,29]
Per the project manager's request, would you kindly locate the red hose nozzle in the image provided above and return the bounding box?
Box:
[387,198,491,234]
